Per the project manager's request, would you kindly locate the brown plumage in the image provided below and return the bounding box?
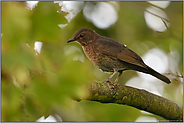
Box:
[67,28,171,84]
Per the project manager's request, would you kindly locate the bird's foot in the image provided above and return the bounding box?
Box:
[106,80,116,84]
[103,80,116,89]
[103,79,114,83]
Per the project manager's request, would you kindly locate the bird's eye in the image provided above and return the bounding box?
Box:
[80,34,84,37]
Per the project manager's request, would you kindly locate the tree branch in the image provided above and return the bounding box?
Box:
[80,81,183,121]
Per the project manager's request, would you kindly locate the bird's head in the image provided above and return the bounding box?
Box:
[67,28,99,46]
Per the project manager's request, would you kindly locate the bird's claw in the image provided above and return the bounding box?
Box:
[103,80,116,89]
[105,80,116,84]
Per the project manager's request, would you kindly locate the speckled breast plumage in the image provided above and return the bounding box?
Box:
[82,43,127,72]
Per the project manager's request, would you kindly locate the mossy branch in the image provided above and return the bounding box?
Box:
[80,81,183,121]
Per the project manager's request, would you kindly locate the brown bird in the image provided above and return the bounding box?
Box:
[67,28,171,84]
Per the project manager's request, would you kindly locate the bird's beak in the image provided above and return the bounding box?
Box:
[67,38,76,43]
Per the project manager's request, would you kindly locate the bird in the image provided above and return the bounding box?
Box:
[67,28,171,84]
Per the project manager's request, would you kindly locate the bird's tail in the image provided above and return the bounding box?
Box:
[148,66,171,84]
[130,64,171,84]
[141,66,171,84]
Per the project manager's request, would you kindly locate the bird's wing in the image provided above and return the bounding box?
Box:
[96,36,146,68]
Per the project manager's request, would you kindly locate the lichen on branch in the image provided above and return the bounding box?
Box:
[81,81,183,121]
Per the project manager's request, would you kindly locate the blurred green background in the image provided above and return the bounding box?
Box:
[1,1,183,122]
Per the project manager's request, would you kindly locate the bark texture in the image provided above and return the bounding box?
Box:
[82,81,183,121]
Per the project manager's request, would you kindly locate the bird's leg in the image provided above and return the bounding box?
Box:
[103,70,118,82]
[114,71,123,83]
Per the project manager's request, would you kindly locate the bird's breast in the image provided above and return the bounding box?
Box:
[82,45,97,65]
[82,44,127,72]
